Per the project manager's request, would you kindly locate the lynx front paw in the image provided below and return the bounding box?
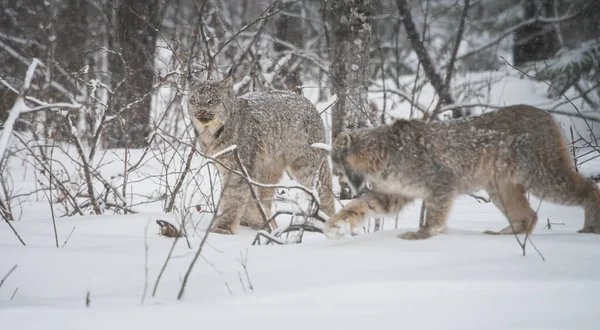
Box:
[483,230,500,235]
[210,226,234,235]
[323,218,351,239]
[397,230,433,240]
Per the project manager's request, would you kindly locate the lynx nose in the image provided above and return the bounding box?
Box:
[194,110,215,123]
[345,170,366,196]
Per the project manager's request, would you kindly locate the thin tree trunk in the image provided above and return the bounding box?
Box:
[396,0,456,117]
[327,0,373,199]
[104,0,162,149]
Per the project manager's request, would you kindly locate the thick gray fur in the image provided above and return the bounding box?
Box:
[188,77,335,234]
[325,104,600,239]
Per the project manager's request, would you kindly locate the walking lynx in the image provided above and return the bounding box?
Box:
[320,104,600,240]
[188,77,335,235]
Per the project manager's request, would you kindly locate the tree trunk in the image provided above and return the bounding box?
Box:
[273,1,303,91]
[396,0,462,118]
[104,0,162,149]
[513,0,559,66]
[327,0,373,139]
[327,0,373,199]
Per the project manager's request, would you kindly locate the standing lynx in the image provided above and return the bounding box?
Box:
[188,77,335,235]
[321,104,600,239]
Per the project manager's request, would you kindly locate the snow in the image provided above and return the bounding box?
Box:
[2,196,600,329]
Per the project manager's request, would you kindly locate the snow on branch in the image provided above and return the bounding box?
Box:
[0,59,82,160]
[211,145,238,159]
[456,3,593,63]
[310,143,332,153]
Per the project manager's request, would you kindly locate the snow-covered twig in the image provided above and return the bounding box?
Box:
[0,59,82,161]
[456,3,593,63]
[310,143,332,153]
[211,144,238,159]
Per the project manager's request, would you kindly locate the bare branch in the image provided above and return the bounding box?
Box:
[396,0,455,116]
[2,216,26,246]
[442,0,471,97]
[456,4,592,63]
[0,264,18,290]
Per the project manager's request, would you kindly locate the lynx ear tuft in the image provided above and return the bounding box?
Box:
[310,143,332,153]
[219,76,233,89]
[334,132,352,150]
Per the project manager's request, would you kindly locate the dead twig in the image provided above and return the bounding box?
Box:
[61,226,76,248]
[469,194,490,203]
[156,219,184,238]
[177,184,223,300]
[141,221,150,306]
[3,215,26,246]
[233,150,272,231]
[0,264,18,291]
[570,126,579,171]
[237,249,254,292]
[48,140,59,248]
[501,56,598,147]
[491,150,545,261]
[543,218,565,230]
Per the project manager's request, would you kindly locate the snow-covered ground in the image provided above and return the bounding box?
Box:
[2,196,600,329]
[2,70,600,329]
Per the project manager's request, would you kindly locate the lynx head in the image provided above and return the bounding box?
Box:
[187,77,233,131]
[330,132,367,194]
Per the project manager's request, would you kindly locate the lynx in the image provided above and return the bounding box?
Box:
[320,104,600,240]
[188,77,335,235]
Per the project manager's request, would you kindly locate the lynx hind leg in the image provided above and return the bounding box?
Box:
[530,171,600,234]
[530,125,600,233]
[287,149,336,217]
[324,192,412,239]
[484,183,538,235]
[211,176,249,235]
[398,194,454,240]
[240,187,275,230]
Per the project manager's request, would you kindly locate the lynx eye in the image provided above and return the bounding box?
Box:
[190,99,200,106]
[207,99,218,106]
